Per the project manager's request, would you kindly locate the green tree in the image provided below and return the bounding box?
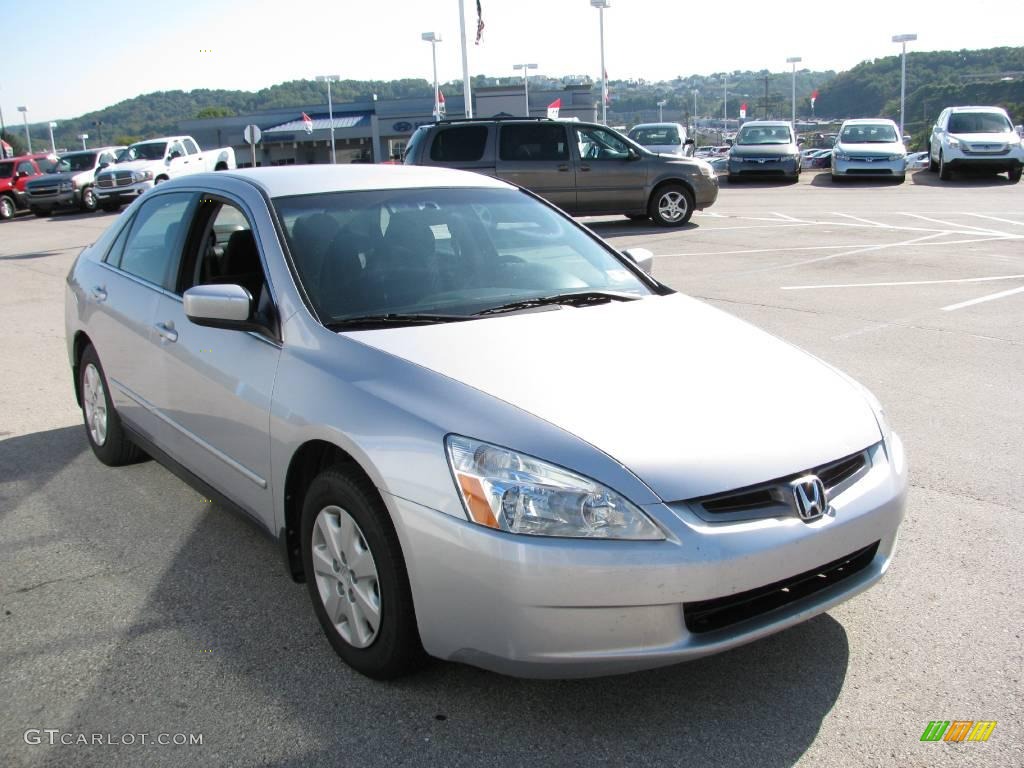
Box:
[114,135,142,146]
[1,130,27,156]
[195,106,236,119]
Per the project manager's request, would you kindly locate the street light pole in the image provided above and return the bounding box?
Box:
[590,0,610,125]
[786,56,802,131]
[892,33,917,139]
[657,99,666,122]
[722,77,727,132]
[48,121,57,154]
[78,133,89,150]
[421,33,443,121]
[17,106,30,153]
[513,63,538,117]
[457,0,473,117]
[315,75,339,164]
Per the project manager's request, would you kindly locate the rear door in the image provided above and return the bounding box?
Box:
[422,124,493,174]
[495,123,576,212]
[571,125,647,214]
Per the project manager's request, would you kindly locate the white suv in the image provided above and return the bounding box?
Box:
[929,106,1023,183]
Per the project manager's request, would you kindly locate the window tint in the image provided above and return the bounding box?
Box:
[17,161,35,175]
[499,124,568,161]
[187,201,263,296]
[429,126,489,162]
[117,192,194,289]
[574,125,631,160]
[104,219,133,267]
[184,138,200,155]
[948,112,1012,134]
[169,142,186,159]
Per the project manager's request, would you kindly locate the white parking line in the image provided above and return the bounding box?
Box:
[900,213,1011,238]
[782,274,1024,290]
[964,213,1024,228]
[832,213,888,228]
[941,286,1024,312]
[660,235,1016,260]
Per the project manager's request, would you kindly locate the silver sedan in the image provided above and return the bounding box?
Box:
[65,165,907,679]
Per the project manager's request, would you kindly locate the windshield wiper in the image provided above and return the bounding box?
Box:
[326,312,471,330]
[476,290,640,316]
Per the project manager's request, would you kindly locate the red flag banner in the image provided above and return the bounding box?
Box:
[301,112,313,134]
[547,98,561,119]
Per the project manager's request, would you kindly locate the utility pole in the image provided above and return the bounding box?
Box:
[763,76,770,119]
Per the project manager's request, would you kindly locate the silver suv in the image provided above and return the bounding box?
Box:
[929,106,1023,182]
[404,118,718,226]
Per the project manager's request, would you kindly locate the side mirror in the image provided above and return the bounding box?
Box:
[797,137,806,145]
[97,162,109,170]
[622,247,655,275]
[17,169,30,178]
[184,284,262,332]
[684,138,695,145]
[627,147,642,161]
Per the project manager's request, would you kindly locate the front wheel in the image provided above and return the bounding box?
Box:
[928,152,938,172]
[78,345,145,466]
[1009,166,1022,184]
[0,195,15,220]
[648,184,694,226]
[938,152,952,181]
[80,186,98,212]
[301,469,425,679]
[100,201,122,213]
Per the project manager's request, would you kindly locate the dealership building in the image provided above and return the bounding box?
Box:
[178,85,600,167]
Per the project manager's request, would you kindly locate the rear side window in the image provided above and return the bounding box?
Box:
[429,126,489,162]
[499,124,569,161]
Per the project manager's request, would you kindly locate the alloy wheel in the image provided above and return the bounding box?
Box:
[657,190,689,223]
[82,363,108,446]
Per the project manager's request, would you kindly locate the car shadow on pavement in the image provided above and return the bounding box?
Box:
[586,219,698,239]
[3,428,850,767]
[809,174,905,188]
[908,170,1016,187]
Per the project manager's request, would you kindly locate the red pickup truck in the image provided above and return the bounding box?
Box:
[0,153,57,220]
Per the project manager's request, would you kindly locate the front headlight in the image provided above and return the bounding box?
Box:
[888,154,905,161]
[857,386,892,456]
[695,160,715,178]
[132,170,154,183]
[446,435,664,540]
[834,149,850,160]
[58,181,73,192]
[946,137,960,148]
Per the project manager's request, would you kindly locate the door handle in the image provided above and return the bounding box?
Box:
[90,286,107,302]
[557,164,569,172]
[580,165,591,172]
[155,321,178,343]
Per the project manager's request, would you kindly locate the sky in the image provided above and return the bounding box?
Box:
[2,0,1021,124]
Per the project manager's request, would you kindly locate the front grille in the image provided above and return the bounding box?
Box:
[96,176,114,188]
[691,448,872,522]
[683,541,880,634]
[963,146,1008,155]
[28,185,59,196]
[848,156,889,162]
[846,168,894,174]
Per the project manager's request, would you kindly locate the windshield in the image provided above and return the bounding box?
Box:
[56,152,97,172]
[629,126,681,146]
[275,187,652,324]
[120,142,167,161]
[736,125,793,145]
[0,162,12,179]
[948,112,1013,134]
[840,124,899,143]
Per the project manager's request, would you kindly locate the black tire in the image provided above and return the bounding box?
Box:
[80,186,98,212]
[895,175,906,184]
[301,468,425,679]
[625,214,648,222]
[1009,166,1022,184]
[100,201,122,213]
[647,183,694,226]
[78,345,145,466]
[0,195,15,220]
[928,152,938,172]
[727,174,743,184]
[31,206,51,217]
[938,152,952,181]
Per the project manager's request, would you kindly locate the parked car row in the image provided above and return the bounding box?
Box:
[0,135,237,221]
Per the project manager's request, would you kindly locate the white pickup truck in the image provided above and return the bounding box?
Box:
[93,136,236,211]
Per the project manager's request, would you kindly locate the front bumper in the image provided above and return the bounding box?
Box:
[26,189,80,209]
[692,175,719,209]
[387,436,907,678]
[94,180,154,201]
[729,157,800,177]
[944,153,1023,173]
[832,156,906,177]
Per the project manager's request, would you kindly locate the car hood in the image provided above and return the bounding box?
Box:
[346,294,881,501]
[27,170,85,187]
[836,141,904,155]
[948,130,1016,144]
[646,145,684,156]
[99,160,159,173]
[730,144,798,157]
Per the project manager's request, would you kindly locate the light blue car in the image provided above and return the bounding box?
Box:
[832,119,907,182]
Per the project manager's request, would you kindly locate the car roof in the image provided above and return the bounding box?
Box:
[949,105,1008,113]
[206,164,514,198]
[841,118,897,125]
[630,123,684,129]
[739,120,791,127]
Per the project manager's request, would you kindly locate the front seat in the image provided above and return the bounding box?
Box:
[219,229,264,301]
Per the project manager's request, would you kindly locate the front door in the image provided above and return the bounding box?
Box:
[150,196,281,527]
[495,123,577,212]
[571,125,647,214]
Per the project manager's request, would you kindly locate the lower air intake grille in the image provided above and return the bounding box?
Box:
[683,541,879,634]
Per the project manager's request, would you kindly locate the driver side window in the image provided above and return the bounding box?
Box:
[574,126,630,161]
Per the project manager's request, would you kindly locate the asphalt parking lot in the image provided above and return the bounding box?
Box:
[2,169,1022,767]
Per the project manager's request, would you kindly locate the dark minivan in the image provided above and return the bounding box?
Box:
[404,118,718,226]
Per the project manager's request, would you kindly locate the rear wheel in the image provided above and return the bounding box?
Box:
[301,468,425,679]
[648,183,694,227]
[0,195,15,220]
[78,345,145,466]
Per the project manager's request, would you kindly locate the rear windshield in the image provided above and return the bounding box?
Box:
[57,152,98,172]
[840,124,898,143]
[0,162,12,178]
[948,112,1012,134]
[402,126,429,164]
[120,142,167,161]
